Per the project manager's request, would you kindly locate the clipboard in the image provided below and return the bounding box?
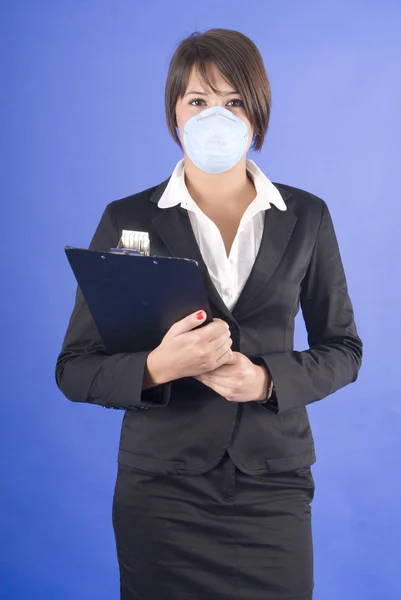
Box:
[65,246,213,355]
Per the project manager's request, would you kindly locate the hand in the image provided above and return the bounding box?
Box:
[145,311,233,385]
[194,351,270,402]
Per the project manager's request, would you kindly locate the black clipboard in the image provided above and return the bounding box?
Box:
[65,247,213,355]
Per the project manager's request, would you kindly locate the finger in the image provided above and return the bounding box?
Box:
[199,373,235,390]
[211,336,233,357]
[206,367,233,379]
[169,310,207,337]
[202,319,231,342]
[220,351,238,365]
[201,361,236,377]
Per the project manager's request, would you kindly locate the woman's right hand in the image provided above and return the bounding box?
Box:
[144,311,233,386]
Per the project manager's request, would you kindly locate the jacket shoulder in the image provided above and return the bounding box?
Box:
[274,182,326,218]
[107,182,162,213]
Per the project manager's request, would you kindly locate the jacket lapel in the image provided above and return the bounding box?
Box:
[148,179,297,322]
[232,186,297,318]
[150,200,233,320]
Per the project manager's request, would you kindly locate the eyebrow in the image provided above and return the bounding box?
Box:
[184,90,240,97]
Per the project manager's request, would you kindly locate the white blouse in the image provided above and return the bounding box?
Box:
[158,158,287,311]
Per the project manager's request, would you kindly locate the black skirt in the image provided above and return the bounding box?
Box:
[112,451,315,600]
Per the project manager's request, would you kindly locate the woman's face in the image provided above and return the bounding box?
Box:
[175,63,254,156]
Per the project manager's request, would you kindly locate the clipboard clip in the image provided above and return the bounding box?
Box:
[110,230,150,256]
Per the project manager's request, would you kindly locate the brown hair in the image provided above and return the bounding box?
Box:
[164,28,272,152]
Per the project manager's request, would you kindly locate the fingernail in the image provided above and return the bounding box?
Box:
[196,311,204,320]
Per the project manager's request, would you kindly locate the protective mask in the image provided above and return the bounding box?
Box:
[182,105,249,174]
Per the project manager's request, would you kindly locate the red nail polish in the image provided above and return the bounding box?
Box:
[196,311,204,320]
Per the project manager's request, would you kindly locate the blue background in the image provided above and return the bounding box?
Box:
[2,1,401,598]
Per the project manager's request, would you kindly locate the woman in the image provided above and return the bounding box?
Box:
[56,28,363,600]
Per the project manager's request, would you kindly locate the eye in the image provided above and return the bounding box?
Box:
[188,98,244,108]
[227,99,244,108]
[189,98,206,106]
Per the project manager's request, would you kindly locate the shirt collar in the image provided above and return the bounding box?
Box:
[157,158,287,213]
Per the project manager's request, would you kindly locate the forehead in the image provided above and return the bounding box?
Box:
[186,63,235,92]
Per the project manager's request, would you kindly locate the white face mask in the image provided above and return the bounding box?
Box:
[182,105,249,174]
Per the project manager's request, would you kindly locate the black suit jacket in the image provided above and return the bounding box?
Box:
[55,177,363,475]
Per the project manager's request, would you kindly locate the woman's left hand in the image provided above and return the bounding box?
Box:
[194,351,269,402]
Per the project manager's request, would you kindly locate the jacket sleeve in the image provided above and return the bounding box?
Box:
[55,202,172,410]
[258,199,363,413]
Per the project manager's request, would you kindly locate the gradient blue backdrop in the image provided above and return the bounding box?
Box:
[2,1,401,598]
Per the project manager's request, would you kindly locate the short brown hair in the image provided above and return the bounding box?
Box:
[165,28,272,152]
